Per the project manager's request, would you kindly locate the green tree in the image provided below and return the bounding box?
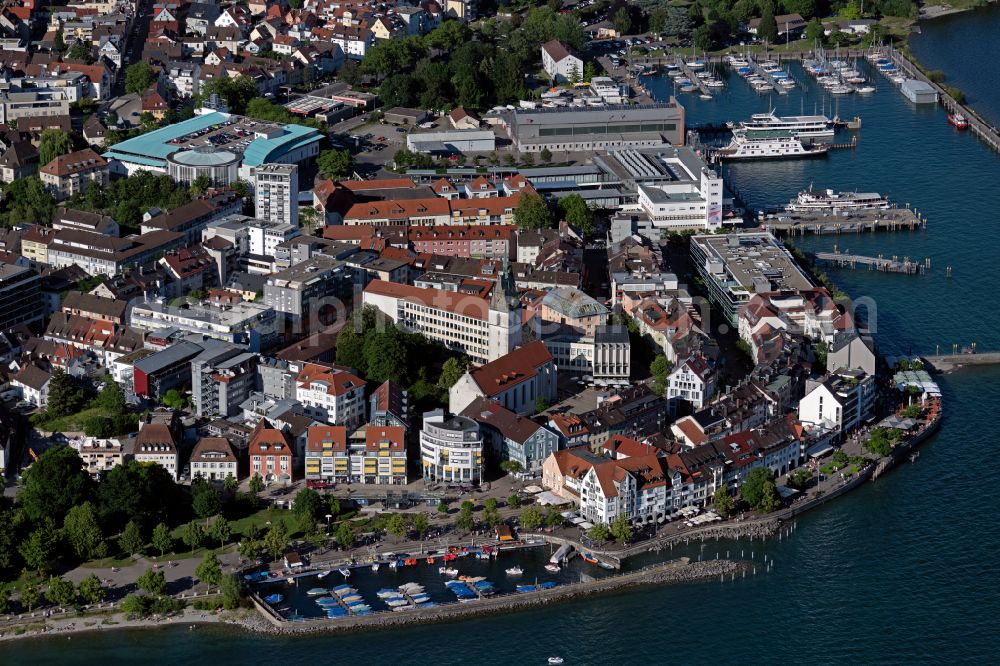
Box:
[192,480,222,519]
[46,577,77,607]
[539,147,553,164]
[162,389,187,410]
[151,522,173,557]
[514,192,553,230]
[83,415,113,438]
[264,523,288,560]
[455,508,475,532]
[63,501,107,561]
[77,574,106,605]
[613,6,633,35]
[121,593,151,618]
[125,62,156,94]
[209,516,231,550]
[0,176,55,224]
[740,467,779,511]
[588,522,611,543]
[783,0,816,19]
[545,508,563,529]
[609,516,633,544]
[220,573,243,610]
[19,520,60,574]
[317,149,353,178]
[507,494,521,508]
[223,474,238,494]
[181,521,204,553]
[437,356,468,389]
[713,486,734,518]
[460,500,474,512]
[333,522,355,549]
[67,42,94,63]
[650,354,671,396]
[195,552,222,592]
[437,501,449,515]
[758,482,780,513]
[119,519,145,556]
[249,474,264,495]
[238,538,263,560]
[39,129,75,166]
[411,513,429,538]
[98,460,180,533]
[46,369,86,419]
[693,25,713,51]
[0,585,8,614]
[757,3,779,43]
[293,488,323,523]
[363,325,410,385]
[838,0,862,19]
[19,446,92,524]
[865,428,892,456]
[500,460,524,477]
[20,583,40,612]
[804,17,825,43]
[484,498,498,512]
[557,194,594,236]
[136,567,166,595]
[519,506,543,529]
[483,507,502,527]
[386,513,408,538]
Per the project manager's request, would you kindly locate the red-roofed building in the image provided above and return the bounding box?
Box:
[304,424,408,484]
[579,454,670,525]
[408,224,513,259]
[449,340,556,415]
[249,417,294,484]
[294,363,366,429]
[39,148,108,201]
[363,264,522,364]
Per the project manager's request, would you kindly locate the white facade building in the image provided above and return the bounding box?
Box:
[294,363,367,430]
[419,409,483,484]
[254,163,299,228]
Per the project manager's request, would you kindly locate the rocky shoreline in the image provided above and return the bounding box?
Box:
[228,558,744,637]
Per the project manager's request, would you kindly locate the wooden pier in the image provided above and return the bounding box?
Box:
[813,250,929,274]
[676,58,712,97]
[763,207,925,235]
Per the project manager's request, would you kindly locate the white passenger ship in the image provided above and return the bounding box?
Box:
[717,130,829,160]
[728,111,835,142]
[786,188,893,211]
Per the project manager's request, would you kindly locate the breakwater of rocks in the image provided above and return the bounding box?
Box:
[233,558,744,636]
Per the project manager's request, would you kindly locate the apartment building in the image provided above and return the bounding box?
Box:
[294,362,367,430]
[39,148,108,201]
[304,424,408,485]
[254,163,299,227]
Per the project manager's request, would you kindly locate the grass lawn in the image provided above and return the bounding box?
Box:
[33,406,108,433]
[80,554,136,569]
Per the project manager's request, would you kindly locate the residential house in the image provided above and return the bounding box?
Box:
[190,436,240,483]
[134,422,180,480]
[461,397,559,476]
[449,341,557,415]
[248,416,294,484]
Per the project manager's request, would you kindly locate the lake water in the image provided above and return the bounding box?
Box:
[7,17,1000,665]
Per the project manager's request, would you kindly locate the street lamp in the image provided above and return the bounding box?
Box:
[325,514,333,534]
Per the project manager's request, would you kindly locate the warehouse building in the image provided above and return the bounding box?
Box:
[506,102,685,154]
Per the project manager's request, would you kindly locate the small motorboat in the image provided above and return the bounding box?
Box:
[581,554,598,565]
[544,564,560,573]
[339,568,351,578]
[263,594,283,604]
[949,113,969,129]
[699,94,713,100]
[306,587,328,596]
[372,562,380,572]
[439,566,459,576]
[548,657,565,665]
[317,571,330,579]
[505,566,524,576]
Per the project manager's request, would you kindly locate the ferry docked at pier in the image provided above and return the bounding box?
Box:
[786,188,893,212]
[728,111,835,142]
[716,130,829,160]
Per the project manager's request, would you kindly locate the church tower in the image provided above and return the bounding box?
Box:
[487,260,522,361]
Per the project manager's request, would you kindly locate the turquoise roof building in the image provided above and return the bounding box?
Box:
[102,111,323,181]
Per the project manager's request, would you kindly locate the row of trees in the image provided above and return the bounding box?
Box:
[32,371,138,439]
[335,305,462,411]
[364,9,589,112]
[0,572,106,614]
